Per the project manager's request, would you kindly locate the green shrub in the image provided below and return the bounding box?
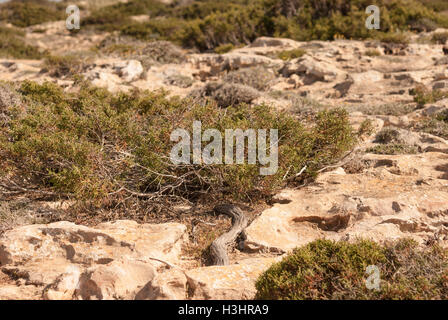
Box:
[0,0,65,27]
[83,0,169,31]
[191,82,261,108]
[277,49,306,61]
[346,103,415,116]
[367,144,419,155]
[42,55,88,78]
[214,43,235,54]
[378,32,410,45]
[164,74,194,88]
[415,110,448,139]
[85,0,448,51]
[0,26,43,59]
[374,128,401,144]
[97,38,186,68]
[431,32,448,44]
[256,239,448,300]
[223,66,277,91]
[417,0,448,12]
[0,82,21,127]
[364,49,381,57]
[411,85,448,105]
[0,81,356,206]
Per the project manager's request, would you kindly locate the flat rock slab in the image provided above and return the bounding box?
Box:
[0,220,188,299]
[244,152,448,253]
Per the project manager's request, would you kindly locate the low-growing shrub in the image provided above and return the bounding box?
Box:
[432,32,448,44]
[256,239,448,300]
[367,144,419,155]
[223,66,277,91]
[192,82,261,108]
[83,0,169,31]
[0,82,21,127]
[42,55,88,78]
[357,119,375,137]
[415,110,448,139]
[374,128,401,144]
[164,74,194,88]
[0,0,65,27]
[410,18,438,32]
[136,41,186,64]
[346,103,415,116]
[0,26,43,59]
[0,81,356,207]
[364,49,381,57]
[378,32,410,45]
[277,49,306,61]
[214,43,235,54]
[436,109,448,122]
[84,0,448,51]
[97,38,186,68]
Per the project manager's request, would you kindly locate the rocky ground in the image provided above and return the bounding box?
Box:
[1,19,448,300]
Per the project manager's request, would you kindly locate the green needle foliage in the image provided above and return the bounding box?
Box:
[0,80,356,207]
[256,239,448,300]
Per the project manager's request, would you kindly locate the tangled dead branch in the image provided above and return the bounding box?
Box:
[209,204,248,266]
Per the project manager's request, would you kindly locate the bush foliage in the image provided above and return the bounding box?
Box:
[0,26,43,59]
[415,109,448,140]
[0,0,66,27]
[256,239,448,300]
[42,55,88,78]
[0,81,356,207]
[84,0,448,51]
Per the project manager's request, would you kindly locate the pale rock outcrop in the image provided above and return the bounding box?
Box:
[244,151,448,253]
[0,220,188,300]
[116,60,144,82]
[249,37,302,48]
[280,55,344,84]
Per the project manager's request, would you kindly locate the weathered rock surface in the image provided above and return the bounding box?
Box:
[244,151,448,253]
[0,220,188,299]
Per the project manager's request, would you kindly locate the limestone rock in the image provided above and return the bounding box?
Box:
[244,152,448,253]
[0,220,188,300]
[136,268,187,300]
[117,60,143,82]
[185,258,280,300]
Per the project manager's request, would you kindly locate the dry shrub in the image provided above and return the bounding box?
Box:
[0,81,356,211]
[42,55,89,78]
[191,82,261,108]
[256,239,448,300]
